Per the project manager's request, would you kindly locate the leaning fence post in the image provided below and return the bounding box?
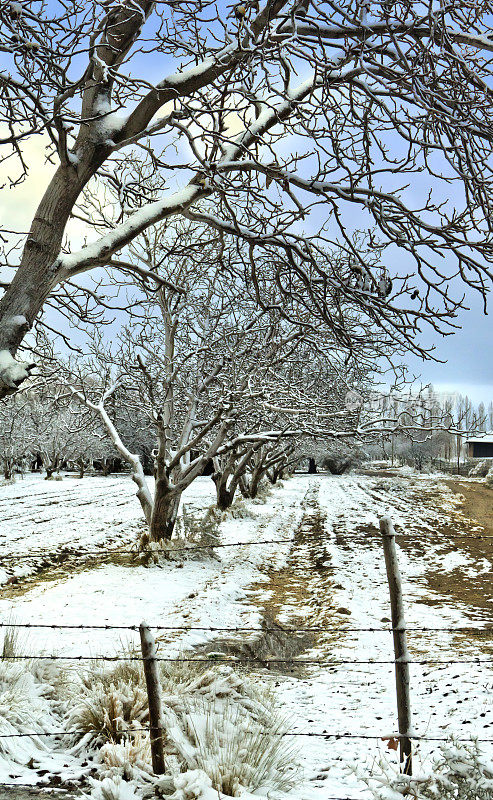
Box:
[379,516,412,775]
[140,622,166,774]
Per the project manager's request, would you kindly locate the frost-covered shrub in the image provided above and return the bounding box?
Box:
[87,775,140,800]
[159,667,299,796]
[228,497,255,519]
[140,505,220,564]
[0,661,53,759]
[361,739,493,800]
[68,664,148,744]
[175,505,220,548]
[485,466,493,488]
[157,768,213,799]
[182,699,297,796]
[99,732,152,781]
[250,481,273,504]
[468,459,492,478]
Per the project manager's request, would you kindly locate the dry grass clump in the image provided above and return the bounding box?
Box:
[1,624,21,661]
[67,656,147,744]
[69,678,148,744]
[184,698,298,796]
[67,648,300,797]
[159,652,213,692]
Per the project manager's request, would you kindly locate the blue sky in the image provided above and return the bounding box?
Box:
[405,291,493,404]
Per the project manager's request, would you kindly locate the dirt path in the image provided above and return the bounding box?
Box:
[445,479,493,538]
[245,483,353,669]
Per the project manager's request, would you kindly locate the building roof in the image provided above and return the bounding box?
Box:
[466,432,493,444]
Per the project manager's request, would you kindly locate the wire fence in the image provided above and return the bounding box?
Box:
[1,653,492,664]
[0,621,492,633]
[0,525,492,562]
[0,728,490,742]
[0,512,492,794]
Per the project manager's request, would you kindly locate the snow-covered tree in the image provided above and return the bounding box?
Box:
[1,2,493,395]
[66,235,308,539]
[0,392,33,478]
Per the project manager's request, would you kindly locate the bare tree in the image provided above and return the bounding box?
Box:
[1,1,493,395]
[0,393,33,478]
[65,239,307,540]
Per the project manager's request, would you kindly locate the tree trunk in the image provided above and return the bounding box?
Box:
[0,166,90,355]
[248,468,264,498]
[3,459,13,480]
[214,476,235,510]
[78,458,85,478]
[45,456,59,479]
[149,479,180,541]
[308,457,317,474]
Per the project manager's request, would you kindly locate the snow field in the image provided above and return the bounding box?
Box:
[0,471,491,799]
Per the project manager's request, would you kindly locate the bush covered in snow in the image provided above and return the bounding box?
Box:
[361,739,493,800]
[468,459,493,478]
[67,652,299,797]
[0,659,58,766]
[68,663,148,744]
[250,481,273,504]
[485,466,493,488]
[157,666,298,796]
[86,775,140,800]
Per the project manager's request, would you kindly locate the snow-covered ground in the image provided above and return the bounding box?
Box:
[0,470,492,798]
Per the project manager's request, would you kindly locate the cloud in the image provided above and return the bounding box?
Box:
[0,134,56,232]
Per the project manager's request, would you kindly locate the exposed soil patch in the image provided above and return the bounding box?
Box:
[320,476,493,656]
[0,547,143,600]
[419,481,493,650]
[445,479,493,538]
[240,485,348,675]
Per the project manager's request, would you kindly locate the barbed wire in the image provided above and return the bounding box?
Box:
[0,538,294,560]
[0,526,492,563]
[0,727,491,741]
[0,621,491,633]
[1,654,492,664]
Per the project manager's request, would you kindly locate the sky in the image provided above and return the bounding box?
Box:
[405,291,493,406]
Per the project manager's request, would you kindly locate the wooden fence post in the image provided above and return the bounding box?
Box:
[379,516,412,775]
[140,622,166,775]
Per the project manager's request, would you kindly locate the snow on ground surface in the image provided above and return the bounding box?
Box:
[0,469,492,798]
